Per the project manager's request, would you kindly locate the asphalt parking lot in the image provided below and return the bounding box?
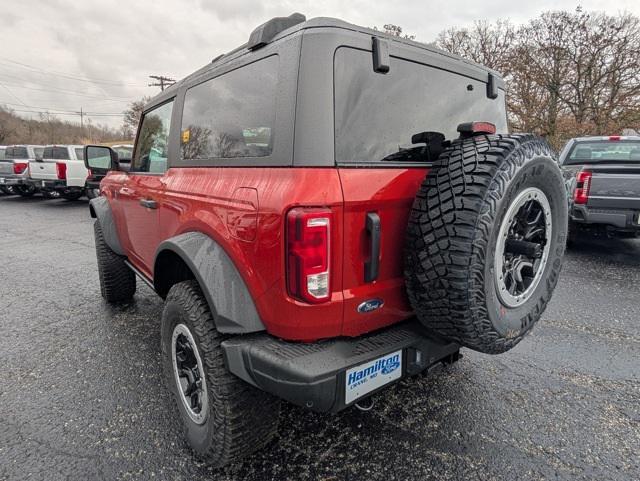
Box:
[0,195,638,481]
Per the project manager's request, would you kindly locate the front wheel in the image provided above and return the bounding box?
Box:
[161,280,280,467]
[94,221,136,303]
[405,134,568,354]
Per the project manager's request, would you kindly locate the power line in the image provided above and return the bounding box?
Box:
[7,108,124,117]
[0,74,133,101]
[0,80,132,103]
[0,101,123,115]
[148,75,176,91]
[0,57,145,87]
[0,81,28,106]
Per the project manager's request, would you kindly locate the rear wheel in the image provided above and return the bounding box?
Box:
[62,191,83,201]
[0,185,16,195]
[42,190,60,199]
[94,221,136,303]
[161,280,280,467]
[86,188,100,199]
[15,184,36,197]
[405,134,568,354]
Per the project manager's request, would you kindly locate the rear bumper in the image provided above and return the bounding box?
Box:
[0,176,29,186]
[222,319,460,413]
[32,179,83,194]
[571,205,640,230]
[31,179,65,191]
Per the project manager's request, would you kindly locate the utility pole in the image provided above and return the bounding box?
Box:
[79,107,84,137]
[148,75,176,91]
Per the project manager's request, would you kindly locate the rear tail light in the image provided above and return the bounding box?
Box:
[56,162,67,180]
[13,162,28,174]
[574,170,592,205]
[287,208,332,304]
[609,135,621,141]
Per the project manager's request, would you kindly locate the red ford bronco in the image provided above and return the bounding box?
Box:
[85,14,568,466]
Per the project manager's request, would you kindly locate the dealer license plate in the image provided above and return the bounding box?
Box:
[345,350,402,404]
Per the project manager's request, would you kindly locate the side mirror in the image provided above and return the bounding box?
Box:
[84,145,119,172]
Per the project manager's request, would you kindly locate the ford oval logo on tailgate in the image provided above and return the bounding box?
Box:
[357,298,384,313]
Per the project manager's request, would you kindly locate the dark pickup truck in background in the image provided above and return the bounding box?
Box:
[560,135,640,240]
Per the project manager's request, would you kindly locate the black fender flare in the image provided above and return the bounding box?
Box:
[89,197,125,256]
[154,232,266,334]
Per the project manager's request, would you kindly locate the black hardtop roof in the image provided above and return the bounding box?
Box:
[146,15,501,109]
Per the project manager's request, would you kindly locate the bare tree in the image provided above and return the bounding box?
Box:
[436,8,640,148]
[0,105,122,145]
[122,97,151,138]
[373,24,416,40]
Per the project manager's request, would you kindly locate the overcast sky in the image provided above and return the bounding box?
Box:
[1,0,639,130]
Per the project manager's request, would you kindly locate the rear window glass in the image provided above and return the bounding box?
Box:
[334,47,508,164]
[565,140,640,165]
[114,146,132,161]
[34,147,43,160]
[43,147,70,160]
[180,55,278,161]
[75,148,84,160]
[0,148,5,160]
[5,146,28,159]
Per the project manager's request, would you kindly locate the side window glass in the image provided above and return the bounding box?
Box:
[132,100,174,173]
[180,55,278,162]
[75,148,84,160]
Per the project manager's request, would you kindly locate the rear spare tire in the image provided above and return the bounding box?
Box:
[405,134,567,354]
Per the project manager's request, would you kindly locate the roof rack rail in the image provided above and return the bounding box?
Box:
[247,13,306,50]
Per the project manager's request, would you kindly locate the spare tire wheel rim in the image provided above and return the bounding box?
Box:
[494,187,552,308]
[171,323,209,425]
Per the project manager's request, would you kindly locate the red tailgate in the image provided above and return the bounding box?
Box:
[338,168,428,336]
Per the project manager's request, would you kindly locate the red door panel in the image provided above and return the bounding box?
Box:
[338,167,429,336]
[119,174,165,275]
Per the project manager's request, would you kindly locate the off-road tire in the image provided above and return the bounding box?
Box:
[161,280,280,467]
[94,221,136,303]
[15,184,36,197]
[405,134,567,354]
[566,220,579,248]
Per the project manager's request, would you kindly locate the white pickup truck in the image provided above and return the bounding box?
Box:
[29,145,87,200]
[0,145,44,196]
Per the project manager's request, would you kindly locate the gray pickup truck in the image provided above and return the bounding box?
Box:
[560,135,640,240]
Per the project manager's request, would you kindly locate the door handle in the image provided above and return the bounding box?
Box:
[364,212,381,283]
[139,198,158,209]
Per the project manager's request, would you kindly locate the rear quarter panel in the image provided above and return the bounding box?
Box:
[157,167,346,341]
